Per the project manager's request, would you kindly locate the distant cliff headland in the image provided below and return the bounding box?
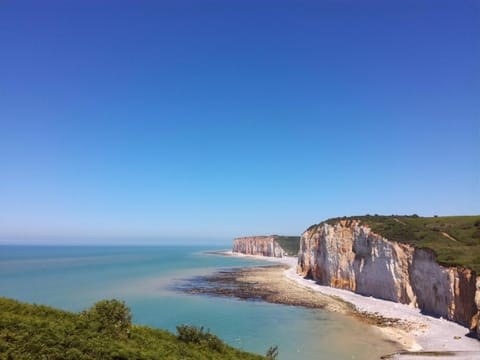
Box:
[233,235,300,257]
[233,215,480,338]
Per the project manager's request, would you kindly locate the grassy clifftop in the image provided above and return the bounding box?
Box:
[0,297,266,360]
[317,215,480,272]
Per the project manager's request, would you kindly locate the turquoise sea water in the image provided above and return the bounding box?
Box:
[0,245,398,359]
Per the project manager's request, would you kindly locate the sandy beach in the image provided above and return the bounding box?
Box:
[214,251,480,359]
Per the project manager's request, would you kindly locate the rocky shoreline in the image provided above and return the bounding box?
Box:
[183,264,350,311]
[182,262,419,330]
[182,251,480,359]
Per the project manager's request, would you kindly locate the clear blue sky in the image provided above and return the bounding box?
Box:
[1,0,479,244]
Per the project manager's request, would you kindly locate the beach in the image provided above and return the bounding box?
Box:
[214,252,480,359]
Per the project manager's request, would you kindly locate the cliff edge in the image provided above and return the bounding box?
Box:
[233,235,299,257]
[297,216,480,337]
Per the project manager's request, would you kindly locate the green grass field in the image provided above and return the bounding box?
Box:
[0,297,267,360]
[314,215,480,272]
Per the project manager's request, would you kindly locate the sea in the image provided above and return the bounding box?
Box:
[0,245,398,359]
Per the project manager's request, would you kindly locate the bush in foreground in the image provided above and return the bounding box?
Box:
[0,297,266,360]
[81,299,132,339]
[176,325,225,352]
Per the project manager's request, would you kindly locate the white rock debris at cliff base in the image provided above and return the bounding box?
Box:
[225,251,480,358]
[297,221,479,335]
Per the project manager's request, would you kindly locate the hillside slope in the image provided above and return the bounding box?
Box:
[273,236,301,256]
[0,297,266,360]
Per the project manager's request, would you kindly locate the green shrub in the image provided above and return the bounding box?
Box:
[0,297,266,360]
[176,325,225,352]
[81,299,132,339]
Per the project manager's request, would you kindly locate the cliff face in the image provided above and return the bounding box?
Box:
[233,236,285,257]
[297,220,480,334]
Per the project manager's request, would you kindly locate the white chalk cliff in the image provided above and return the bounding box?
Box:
[296,220,480,336]
[233,236,285,257]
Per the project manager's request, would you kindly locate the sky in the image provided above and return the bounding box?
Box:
[0,0,479,245]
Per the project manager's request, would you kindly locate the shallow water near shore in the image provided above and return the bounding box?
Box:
[0,245,398,359]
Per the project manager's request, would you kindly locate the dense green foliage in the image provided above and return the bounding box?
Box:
[317,215,480,272]
[0,297,266,360]
[82,299,132,339]
[273,236,300,256]
[176,325,226,353]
